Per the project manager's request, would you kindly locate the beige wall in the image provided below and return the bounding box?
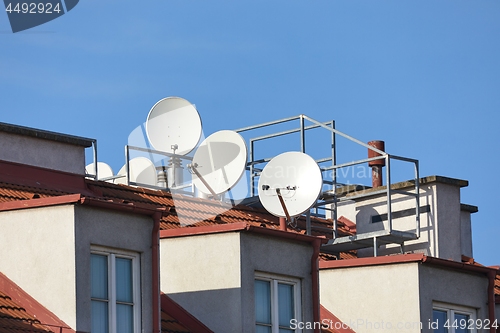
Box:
[320,261,490,333]
[161,231,315,333]
[160,231,242,332]
[320,262,422,333]
[0,204,154,332]
[0,132,86,174]
[0,205,78,327]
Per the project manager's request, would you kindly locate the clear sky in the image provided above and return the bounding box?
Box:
[1,0,499,265]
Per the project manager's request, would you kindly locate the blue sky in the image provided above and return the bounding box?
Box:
[1,0,499,265]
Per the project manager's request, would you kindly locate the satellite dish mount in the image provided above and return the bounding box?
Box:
[261,185,298,222]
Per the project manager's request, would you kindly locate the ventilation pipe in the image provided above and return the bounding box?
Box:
[368,140,385,188]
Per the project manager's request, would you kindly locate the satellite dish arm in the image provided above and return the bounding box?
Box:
[189,163,219,199]
[275,188,291,222]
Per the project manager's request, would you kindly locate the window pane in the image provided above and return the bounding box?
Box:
[117,303,134,333]
[432,309,448,333]
[279,329,294,333]
[116,257,133,303]
[278,283,294,327]
[455,313,470,333]
[91,300,109,333]
[91,254,108,299]
[256,325,272,333]
[255,280,271,324]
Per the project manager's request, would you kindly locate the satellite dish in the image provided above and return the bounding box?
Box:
[258,152,322,219]
[145,97,202,155]
[190,130,247,196]
[115,157,157,187]
[85,162,114,181]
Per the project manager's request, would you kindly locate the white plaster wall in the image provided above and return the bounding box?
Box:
[74,206,154,333]
[0,205,77,327]
[418,265,489,333]
[335,200,356,223]
[320,262,422,333]
[355,183,437,257]
[0,132,86,174]
[434,184,462,261]
[350,181,466,261]
[160,232,242,332]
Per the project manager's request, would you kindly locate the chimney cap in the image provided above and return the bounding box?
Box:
[0,122,94,148]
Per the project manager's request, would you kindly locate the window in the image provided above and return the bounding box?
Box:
[255,273,301,333]
[91,247,141,333]
[432,303,477,333]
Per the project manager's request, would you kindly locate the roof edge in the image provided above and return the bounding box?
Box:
[327,175,469,199]
[160,222,327,244]
[320,254,498,275]
[0,193,82,212]
[0,159,93,195]
[461,203,479,213]
[160,222,247,238]
[0,271,74,331]
[0,122,94,147]
[245,225,328,244]
[320,305,357,333]
[319,253,425,270]
[161,293,214,333]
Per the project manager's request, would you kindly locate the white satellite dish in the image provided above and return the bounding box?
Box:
[85,162,114,181]
[258,151,323,219]
[190,130,247,196]
[145,97,202,156]
[115,157,157,187]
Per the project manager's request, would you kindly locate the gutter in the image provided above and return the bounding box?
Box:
[152,211,161,333]
[311,238,321,333]
[487,270,496,333]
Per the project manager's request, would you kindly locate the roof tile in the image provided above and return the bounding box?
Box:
[0,291,54,333]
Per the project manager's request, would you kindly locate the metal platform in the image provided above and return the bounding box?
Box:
[322,229,418,254]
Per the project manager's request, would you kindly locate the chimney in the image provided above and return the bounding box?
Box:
[367,140,385,188]
[0,122,93,175]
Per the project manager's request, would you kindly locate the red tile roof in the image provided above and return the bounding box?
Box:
[161,294,213,333]
[320,305,357,333]
[0,273,73,333]
[491,267,500,304]
[0,160,355,241]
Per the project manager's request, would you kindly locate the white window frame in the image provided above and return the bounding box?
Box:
[255,272,302,333]
[433,302,478,333]
[91,246,142,333]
